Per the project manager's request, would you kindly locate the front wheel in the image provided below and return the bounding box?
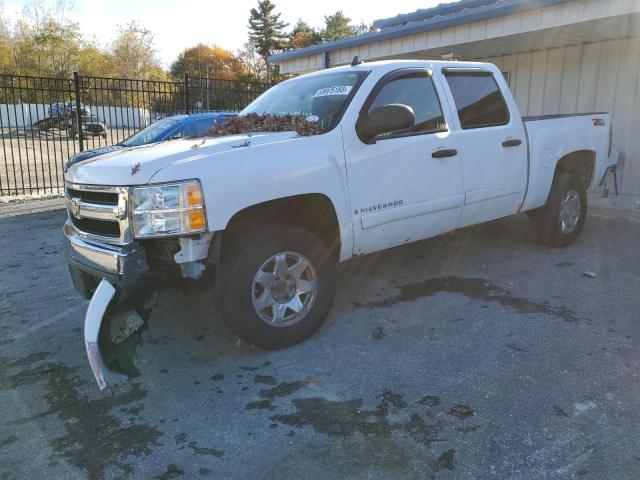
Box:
[529,173,587,247]
[219,224,336,349]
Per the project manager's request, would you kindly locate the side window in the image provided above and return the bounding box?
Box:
[368,74,446,137]
[444,73,509,129]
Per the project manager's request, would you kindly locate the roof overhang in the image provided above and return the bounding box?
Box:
[269,0,573,63]
[271,0,640,75]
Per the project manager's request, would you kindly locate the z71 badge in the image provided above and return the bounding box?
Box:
[354,200,403,215]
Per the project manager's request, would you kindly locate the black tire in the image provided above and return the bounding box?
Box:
[529,173,587,247]
[219,223,336,349]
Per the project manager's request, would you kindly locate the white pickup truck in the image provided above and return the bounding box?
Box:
[63,59,616,389]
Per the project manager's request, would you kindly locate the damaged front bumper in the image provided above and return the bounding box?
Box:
[64,221,150,389]
[64,221,149,301]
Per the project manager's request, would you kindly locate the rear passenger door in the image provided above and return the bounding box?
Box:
[442,69,527,227]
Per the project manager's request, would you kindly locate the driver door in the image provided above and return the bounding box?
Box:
[343,69,464,255]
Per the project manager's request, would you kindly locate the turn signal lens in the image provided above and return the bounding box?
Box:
[186,184,203,207]
[188,210,206,230]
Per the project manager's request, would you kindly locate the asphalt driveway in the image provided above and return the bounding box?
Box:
[1,207,639,479]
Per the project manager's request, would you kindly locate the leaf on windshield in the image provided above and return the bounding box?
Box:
[204,113,322,137]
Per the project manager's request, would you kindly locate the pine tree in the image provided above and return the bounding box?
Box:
[247,0,288,80]
[322,11,357,42]
[289,19,322,50]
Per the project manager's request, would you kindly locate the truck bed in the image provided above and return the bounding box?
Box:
[520,111,612,212]
[522,112,607,122]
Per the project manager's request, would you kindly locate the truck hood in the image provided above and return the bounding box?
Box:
[64,131,300,185]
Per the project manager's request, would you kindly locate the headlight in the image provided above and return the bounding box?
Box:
[131,181,207,238]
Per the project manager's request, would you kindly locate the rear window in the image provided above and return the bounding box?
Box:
[444,72,509,129]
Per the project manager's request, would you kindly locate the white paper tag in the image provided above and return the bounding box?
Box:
[313,86,352,97]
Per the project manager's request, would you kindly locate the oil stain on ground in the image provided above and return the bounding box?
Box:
[432,448,455,471]
[1,352,162,480]
[270,389,444,448]
[259,381,307,399]
[154,464,185,480]
[353,276,582,323]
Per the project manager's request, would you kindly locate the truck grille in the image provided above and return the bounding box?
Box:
[70,216,120,238]
[66,187,117,205]
[65,183,132,244]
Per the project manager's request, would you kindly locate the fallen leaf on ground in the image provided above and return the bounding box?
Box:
[451,404,474,419]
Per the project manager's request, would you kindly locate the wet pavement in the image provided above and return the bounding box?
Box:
[1,207,639,479]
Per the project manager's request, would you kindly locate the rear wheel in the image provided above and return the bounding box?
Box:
[529,173,587,247]
[219,223,336,349]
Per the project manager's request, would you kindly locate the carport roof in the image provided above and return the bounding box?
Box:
[269,0,573,63]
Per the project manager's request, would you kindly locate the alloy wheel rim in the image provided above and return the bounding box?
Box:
[559,190,581,233]
[251,251,318,327]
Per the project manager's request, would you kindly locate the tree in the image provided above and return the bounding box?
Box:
[2,0,84,77]
[237,41,267,82]
[288,19,322,50]
[0,1,167,80]
[170,44,245,80]
[355,22,372,35]
[247,0,288,80]
[111,21,163,79]
[0,8,13,72]
[76,43,116,77]
[322,11,357,42]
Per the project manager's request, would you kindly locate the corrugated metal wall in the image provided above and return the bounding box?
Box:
[481,37,640,194]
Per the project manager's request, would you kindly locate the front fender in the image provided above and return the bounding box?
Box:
[151,130,354,261]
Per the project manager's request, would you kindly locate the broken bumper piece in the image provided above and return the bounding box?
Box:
[85,280,128,390]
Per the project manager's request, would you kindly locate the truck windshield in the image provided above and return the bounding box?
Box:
[240,71,367,131]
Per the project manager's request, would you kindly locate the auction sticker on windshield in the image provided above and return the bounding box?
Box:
[313,86,353,97]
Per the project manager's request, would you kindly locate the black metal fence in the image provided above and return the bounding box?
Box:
[0,73,271,197]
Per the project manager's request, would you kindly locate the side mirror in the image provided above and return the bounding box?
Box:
[358,104,415,141]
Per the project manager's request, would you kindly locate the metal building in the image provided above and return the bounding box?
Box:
[270,0,640,195]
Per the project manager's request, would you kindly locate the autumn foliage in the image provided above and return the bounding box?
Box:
[205,114,322,137]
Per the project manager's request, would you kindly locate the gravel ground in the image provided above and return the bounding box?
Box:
[1,208,639,480]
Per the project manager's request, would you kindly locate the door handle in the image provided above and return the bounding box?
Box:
[502,138,522,147]
[431,149,457,158]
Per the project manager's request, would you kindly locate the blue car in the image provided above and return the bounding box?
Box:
[65,112,236,168]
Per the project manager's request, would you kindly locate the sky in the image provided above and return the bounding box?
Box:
[3,0,441,67]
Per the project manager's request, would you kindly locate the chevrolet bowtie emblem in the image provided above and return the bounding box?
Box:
[69,197,81,218]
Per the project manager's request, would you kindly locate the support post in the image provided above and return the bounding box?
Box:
[184,73,190,115]
[73,72,84,152]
